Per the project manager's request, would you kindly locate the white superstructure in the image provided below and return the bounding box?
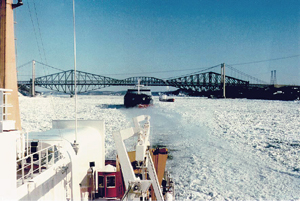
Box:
[0,88,107,200]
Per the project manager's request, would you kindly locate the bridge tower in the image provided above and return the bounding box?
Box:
[273,70,277,85]
[30,60,36,97]
[270,70,277,85]
[270,71,273,84]
[221,63,226,98]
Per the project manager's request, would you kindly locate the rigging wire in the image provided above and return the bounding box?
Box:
[27,0,49,77]
[32,1,48,66]
[14,9,22,82]
[27,1,43,64]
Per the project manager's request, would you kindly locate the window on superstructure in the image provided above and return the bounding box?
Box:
[106,176,115,188]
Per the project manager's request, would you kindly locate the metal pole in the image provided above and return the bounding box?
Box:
[73,0,77,142]
[72,0,79,155]
[32,60,35,97]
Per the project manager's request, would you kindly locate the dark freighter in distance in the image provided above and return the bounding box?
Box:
[124,80,153,108]
[124,88,153,108]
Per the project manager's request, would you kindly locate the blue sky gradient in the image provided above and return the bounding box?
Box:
[15,0,300,85]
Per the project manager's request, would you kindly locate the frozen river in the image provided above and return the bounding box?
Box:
[20,95,300,200]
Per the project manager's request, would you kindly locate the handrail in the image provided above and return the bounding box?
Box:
[16,144,63,187]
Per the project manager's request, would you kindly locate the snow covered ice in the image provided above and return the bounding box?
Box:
[20,95,300,200]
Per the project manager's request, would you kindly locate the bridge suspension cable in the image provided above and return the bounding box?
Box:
[17,60,64,72]
[228,54,300,66]
[104,64,222,78]
[16,61,33,69]
[34,61,64,72]
[226,64,267,84]
[166,64,221,80]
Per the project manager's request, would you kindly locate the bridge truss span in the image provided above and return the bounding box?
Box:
[117,76,168,86]
[18,67,253,95]
[34,70,119,94]
[166,72,249,92]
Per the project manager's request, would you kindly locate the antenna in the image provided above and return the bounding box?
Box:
[72,0,79,155]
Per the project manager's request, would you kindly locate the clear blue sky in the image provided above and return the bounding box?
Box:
[15,0,300,85]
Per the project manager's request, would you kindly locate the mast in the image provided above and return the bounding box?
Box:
[72,0,79,155]
[0,0,23,130]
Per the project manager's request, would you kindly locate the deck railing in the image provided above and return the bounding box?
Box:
[16,143,63,187]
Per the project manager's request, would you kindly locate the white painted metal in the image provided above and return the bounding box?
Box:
[0,132,18,200]
[113,129,136,189]
[16,122,106,200]
[113,115,164,201]
[136,117,150,162]
[72,0,78,146]
[147,151,164,201]
[165,192,174,201]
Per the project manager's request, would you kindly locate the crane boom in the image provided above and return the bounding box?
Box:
[113,115,164,201]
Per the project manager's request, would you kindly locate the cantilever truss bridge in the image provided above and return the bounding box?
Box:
[18,62,300,99]
[18,68,250,95]
[17,61,300,100]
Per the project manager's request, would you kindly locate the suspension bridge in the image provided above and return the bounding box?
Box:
[17,62,300,100]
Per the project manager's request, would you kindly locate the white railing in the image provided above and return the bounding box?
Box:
[16,143,63,187]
